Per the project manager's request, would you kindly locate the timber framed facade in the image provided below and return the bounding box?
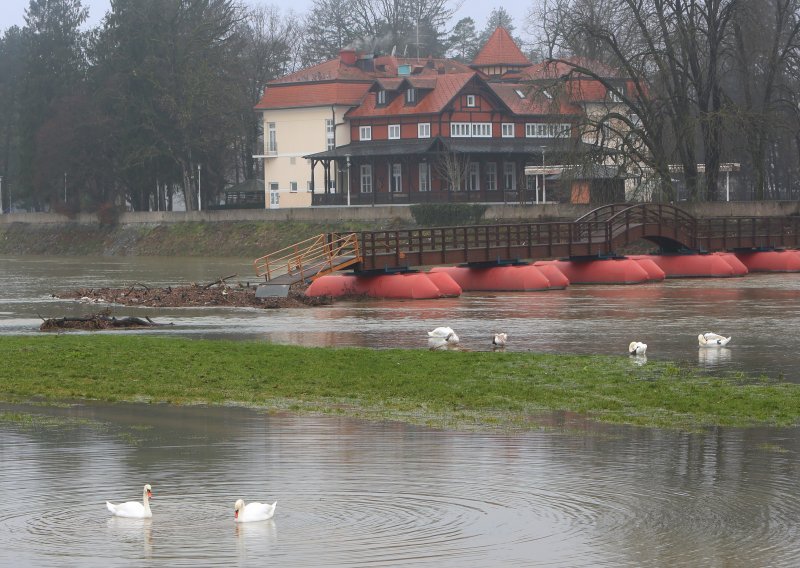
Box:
[255,28,632,209]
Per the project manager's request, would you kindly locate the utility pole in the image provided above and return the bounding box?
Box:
[197,164,202,211]
[0,175,3,214]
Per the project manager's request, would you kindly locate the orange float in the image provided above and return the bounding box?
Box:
[545,258,650,284]
[429,264,552,291]
[714,252,748,275]
[532,261,570,289]
[733,249,800,272]
[647,253,739,277]
[424,271,463,297]
[306,272,450,299]
[625,256,667,281]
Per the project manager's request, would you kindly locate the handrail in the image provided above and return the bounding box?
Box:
[253,233,361,282]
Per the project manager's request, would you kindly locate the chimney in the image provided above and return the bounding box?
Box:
[339,49,357,66]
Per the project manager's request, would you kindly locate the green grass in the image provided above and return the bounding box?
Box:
[2,335,799,432]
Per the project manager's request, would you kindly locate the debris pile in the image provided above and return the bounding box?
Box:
[40,310,171,331]
[53,276,332,309]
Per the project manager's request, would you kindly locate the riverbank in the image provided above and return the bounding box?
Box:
[3,335,798,432]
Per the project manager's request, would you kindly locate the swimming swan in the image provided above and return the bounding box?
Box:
[492,333,507,348]
[427,327,459,344]
[698,332,731,347]
[629,341,647,356]
[106,484,153,518]
[234,499,277,523]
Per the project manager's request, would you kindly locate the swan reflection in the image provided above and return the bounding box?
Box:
[698,347,732,366]
[106,517,152,558]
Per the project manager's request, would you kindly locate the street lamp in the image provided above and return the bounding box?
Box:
[540,147,547,204]
[345,155,351,207]
[197,164,202,211]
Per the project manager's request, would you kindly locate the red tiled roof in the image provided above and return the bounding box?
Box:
[488,84,582,116]
[255,82,371,110]
[346,73,477,118]
[521,57,622,80]
[472,27,531,67]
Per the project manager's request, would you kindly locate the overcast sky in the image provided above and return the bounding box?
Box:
[2,0,532,35]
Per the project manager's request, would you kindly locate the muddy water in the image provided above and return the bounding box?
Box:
[1,402,799,567]
[2,255,800,379]
[2,255,800,565]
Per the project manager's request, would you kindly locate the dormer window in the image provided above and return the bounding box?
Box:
[466,94,476,107]
[377,90,386,105]
[406,88,417,104]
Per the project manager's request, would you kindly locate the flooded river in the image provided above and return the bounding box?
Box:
[1,255,800,566]
[2,255,800,379]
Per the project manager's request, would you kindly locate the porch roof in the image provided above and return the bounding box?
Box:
[305,136,596,160]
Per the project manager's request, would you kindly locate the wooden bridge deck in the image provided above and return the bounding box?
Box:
[355,204,800,272]
[253,204,800,281]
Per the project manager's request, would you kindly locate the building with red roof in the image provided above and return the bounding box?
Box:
[254,28,634,208]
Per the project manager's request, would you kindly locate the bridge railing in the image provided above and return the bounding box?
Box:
[697,216,800,250]
[358,221,614,269]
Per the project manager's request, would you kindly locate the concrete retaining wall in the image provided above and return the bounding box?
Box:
[1,201,798,226]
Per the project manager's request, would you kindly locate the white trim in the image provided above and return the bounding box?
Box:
[388,124,401,140]
[359,125,372,141]
[418,122,431,138]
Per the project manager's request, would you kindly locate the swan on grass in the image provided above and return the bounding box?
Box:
[106,484,153,518]
[698,332,731,347]
[234,499,277,523]
[629,341,647,356]
[492,333,508,348]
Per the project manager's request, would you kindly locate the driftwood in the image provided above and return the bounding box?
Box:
[203,274,237,289]
[40,312,173,332]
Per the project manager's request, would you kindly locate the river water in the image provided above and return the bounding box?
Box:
[1,255,800,566]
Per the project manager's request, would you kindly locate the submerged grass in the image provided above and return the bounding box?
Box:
[2,335,800,432]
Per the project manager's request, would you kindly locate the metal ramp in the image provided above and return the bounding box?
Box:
[253,233,361,297]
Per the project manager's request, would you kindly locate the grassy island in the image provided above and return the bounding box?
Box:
[2,335,798,431]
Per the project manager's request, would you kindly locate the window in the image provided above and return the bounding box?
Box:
[377,90,386,105]
[501,123,515,138]
[418,122,430,138]
[290,181,298,193]
[451,122,471,137]
[405,88,416,104]
[388,124,400,140]
[503,162,516,190]
[471,122,492,137]
[468,163,479,191]
[391,163,402,192]
[466,94,476,107]
[269,182,279,206]
[359,125,372,141]
[267,123,277,154]
[325,119,335,150]
[485,162,497,191]
[360,165,372,193]
[419,163,430,192]
[307,181,313,192]
[525,123,571,138]
[328,179,336,193]
[451,122,492,137]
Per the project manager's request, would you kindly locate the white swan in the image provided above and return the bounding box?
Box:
[106,484,153,518]
[629,341,647,356]
[492,333,507,348]
[234,499,277,523]
[427,327,459,344]
[698,332,731,347]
